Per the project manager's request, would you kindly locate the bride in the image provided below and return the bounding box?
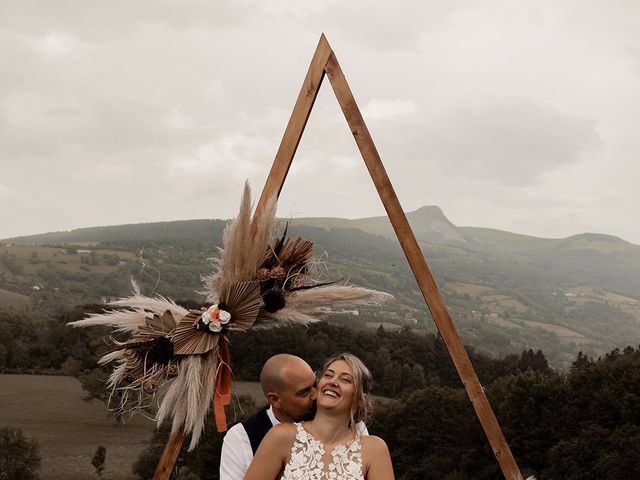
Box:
[243,352,395,480]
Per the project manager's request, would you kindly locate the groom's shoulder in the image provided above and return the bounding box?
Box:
[223,420,250,444]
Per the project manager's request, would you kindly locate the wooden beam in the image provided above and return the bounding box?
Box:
[324,51,524,480]
[153,429,185,480]
[253,34,333,219]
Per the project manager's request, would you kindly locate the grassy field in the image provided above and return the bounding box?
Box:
[0,245,138,277]
[0,375,268,480]
[566,285,640,322]
[0,374,155,480]
[445,281,495,297]
[479,294,529,313]
[0,287,31,308]
[517,319,588,344]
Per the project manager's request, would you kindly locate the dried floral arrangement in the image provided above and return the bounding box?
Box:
[69,183,393,450]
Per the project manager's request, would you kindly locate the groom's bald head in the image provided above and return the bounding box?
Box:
[260,354,317,423]
[260,354,312,394]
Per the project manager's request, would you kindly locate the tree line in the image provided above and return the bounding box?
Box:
[131,345,640,480]
[2,306,639,479]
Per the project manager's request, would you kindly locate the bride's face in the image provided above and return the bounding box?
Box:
[316,360,355,412]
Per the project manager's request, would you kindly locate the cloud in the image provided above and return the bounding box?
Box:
[426,97,601,185]
[0,1,255,39]
[0,184,19,203]
[36,31,77,56]
[166,132,274,188]
[0,0,638,244]
[296,1,467,52]
[362,98,417,120]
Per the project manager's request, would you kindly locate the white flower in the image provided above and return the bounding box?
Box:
[209,321,223,333]
[219,310,231,324]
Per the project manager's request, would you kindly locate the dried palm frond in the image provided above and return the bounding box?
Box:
[220,281,262,331]
[173,312,217,356]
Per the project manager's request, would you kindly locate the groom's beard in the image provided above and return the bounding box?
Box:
[298,402,317,422]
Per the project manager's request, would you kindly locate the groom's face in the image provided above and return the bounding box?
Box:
[277,363,318,422]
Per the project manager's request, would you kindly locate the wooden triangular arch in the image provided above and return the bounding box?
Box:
[155,34,525,480]
[255,33,524,480]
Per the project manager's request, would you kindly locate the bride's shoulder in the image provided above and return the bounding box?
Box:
[360,435,394,478]
[360,434,390,453]
[267,422,298,441]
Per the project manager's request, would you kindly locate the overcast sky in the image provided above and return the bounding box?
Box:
[1,1,639,243]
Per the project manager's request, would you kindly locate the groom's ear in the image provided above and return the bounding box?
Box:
[266,392,281,408]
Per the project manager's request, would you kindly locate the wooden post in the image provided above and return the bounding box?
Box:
[153,429,185,480]
[324,51,524,480]
[254,34,525,480]
[253,34,332,222]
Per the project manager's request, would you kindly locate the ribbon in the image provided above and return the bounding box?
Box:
[214,336,232,432]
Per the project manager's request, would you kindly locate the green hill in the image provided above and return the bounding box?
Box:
[2,209,639,367]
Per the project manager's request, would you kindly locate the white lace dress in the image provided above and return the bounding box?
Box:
[281,422,364,480]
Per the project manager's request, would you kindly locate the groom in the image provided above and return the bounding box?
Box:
[219,354,318,480]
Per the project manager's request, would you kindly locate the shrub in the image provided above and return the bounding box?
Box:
[0,427,41,480]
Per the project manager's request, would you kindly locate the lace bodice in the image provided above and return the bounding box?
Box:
[281,422,364,480]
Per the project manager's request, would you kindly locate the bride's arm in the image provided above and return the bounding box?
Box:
[243,424,293,480]
[362,435,395,480]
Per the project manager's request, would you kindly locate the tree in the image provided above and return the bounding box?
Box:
[61,356,81,376]
[400,363,413,394]
[381,361,402,397]
[571,351,592,370]
[518,349,551,375]
[371,387,495,480]
[91,445,106,476]
[409,364,427,390]
[0,344,7,369]
[0,427,41,480]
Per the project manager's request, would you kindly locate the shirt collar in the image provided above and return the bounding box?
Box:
[266,405,280,426]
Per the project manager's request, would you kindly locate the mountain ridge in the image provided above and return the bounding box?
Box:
[4,206,636,248]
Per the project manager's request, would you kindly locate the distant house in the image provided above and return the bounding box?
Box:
[32,285,41,291]
[316,306,359,316]
[77,249,92,254]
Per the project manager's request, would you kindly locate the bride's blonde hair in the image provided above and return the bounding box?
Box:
[321,353,373,428]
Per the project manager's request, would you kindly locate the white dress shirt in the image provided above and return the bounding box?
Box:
[220,406,280,480]
[219,406,369,480]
